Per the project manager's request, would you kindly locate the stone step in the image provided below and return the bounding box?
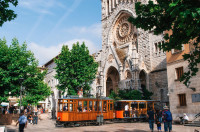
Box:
[193,121,200,124]
[184,123,200,127]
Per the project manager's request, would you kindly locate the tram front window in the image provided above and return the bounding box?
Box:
[59,104,63,112]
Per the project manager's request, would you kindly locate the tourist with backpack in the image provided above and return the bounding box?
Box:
[147,107,155,132]
[162,106,172,132]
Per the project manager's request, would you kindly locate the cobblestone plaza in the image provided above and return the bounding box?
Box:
[6,113,200,132]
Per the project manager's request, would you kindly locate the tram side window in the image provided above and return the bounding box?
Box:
[110,103,113,110]
[78,101,82,112]
[139,102,145,114]
[89,101,92,112]
[59,104,63,112]
[83,101,87,112]
[99,101,102,111]
[103,101,107,112]
[63,103,68,111]
[131,102,138,110]
[114,102,122,110]
[139,102,145,108]
[69,104,74,112]
[94,101,97,111]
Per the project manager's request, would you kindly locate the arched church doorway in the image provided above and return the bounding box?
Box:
[106,66,120,97]
[139,70,146,91]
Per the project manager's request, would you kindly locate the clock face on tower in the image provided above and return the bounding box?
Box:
[114,15,134,45]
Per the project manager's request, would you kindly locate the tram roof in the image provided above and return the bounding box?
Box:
[115,100,159,102]
[58,96,113,100]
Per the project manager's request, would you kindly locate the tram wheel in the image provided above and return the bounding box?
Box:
[64,123,68,127]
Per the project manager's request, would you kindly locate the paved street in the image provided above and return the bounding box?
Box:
[6,113,200,132]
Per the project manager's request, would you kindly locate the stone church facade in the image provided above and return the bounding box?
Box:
[91,0,168,106]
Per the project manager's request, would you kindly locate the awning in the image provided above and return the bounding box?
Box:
[1,102,9,106]
[14,103,19,106]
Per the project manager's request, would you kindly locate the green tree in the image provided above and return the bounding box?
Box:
[0,38,51,105]
[129,0,200,86]
[142,87,153,100]
[109,89,142,100]
[55,42,98,95]
[0,0,18,27]
[118,90,142,100]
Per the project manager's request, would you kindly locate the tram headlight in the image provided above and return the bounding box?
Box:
[58,117,61,120]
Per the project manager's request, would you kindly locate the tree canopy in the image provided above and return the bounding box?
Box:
[0,0,18,27]
[0,38,51,105]
[129,0,200,86]
[55,42,98,95]
[109,88,153,100]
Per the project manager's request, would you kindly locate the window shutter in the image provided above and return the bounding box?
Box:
[171,49,174,54]
[181,44,185,51]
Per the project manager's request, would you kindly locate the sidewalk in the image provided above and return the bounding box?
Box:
[5,114,200,132]
[6,113,50,132]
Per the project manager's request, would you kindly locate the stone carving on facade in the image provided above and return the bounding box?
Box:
[108,54,114,63]
[114,15,134,45]
[125,61,129,68]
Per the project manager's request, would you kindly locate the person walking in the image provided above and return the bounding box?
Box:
[147,107,155,132]
[124,104,129,117]
[158,109,163,123]
[162,106,172,132]
[16,110,28,132]
[156,115,162,132]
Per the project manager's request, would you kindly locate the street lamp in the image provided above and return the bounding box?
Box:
[96,85,103,125]
[19,78,24,114]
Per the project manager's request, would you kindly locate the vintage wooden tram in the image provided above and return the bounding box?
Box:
[115,100,159,121]
[56,96,114,126]
[56,96,159,127]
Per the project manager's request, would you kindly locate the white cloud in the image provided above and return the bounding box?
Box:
[28,39,100,66]
[64,23,102,38]
[19,0,65,15]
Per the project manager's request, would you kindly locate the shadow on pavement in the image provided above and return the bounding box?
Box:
[7,129,16,132]
[84,129,148,132]
[115,129,148,132]
[84,131,107,132]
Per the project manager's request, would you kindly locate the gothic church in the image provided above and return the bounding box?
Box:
[91,0,168,106]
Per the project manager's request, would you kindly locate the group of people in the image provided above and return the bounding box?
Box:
[0,105,18,114]
[124,104,143,118]
[147,105,190,132]
[147,106,172,132]
[16,105,45,132]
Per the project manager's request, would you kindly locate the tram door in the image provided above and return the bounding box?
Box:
[115,102,124,118]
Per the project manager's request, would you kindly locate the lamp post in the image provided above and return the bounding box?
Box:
[19,78,24,114]
[96,85,103,125]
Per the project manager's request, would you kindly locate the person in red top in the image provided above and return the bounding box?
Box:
[162,106,172,132]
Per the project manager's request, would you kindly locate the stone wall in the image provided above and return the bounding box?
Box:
[0,114,12,125]
[149,69,168,105]
[167,60,200,121]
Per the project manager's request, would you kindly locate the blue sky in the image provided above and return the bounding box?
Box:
[0,0,102,66]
